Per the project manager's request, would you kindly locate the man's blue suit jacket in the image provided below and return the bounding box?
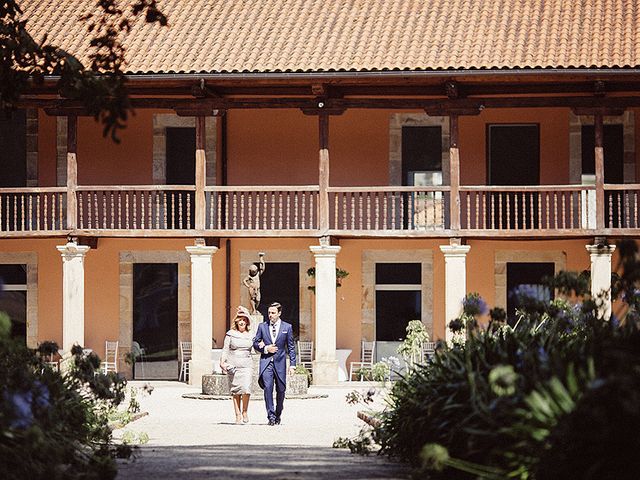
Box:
[253,320,297,388]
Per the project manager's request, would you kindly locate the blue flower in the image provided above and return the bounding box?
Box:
[463,293,488,316]
[7,390,34,429]
[33,381,50,409]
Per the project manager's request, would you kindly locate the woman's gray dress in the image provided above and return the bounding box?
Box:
[221,330,253,395]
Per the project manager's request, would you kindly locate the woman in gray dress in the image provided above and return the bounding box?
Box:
[220,306,254,424]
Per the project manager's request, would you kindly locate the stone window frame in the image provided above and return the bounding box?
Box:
[0,252,38,348]
[569,111,635,184]
[239,250,313,341]
[362,249,434,342]
[494,250,566,309]
[119,251,191,375]
[152,114,216,185]
[389,113,450,186]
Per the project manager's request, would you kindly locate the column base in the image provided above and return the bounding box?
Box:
[311,359,339,386]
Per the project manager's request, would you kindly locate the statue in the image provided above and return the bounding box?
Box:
[243,252,265,314]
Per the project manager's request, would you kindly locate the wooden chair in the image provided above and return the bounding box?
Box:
[179,341,192,382]
[102,341,119,374]
[349,341,375,381]
[421,341,437,363]
[297,341,313,373]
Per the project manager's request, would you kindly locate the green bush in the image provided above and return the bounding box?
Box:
[375,240,640,479]
[0,316,129,480]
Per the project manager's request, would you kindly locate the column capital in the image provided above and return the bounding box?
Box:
[185,245,218,258]
[56,242,90,258]
[310,245,341,257]
[586,244,616,256]
[439,244,471,257]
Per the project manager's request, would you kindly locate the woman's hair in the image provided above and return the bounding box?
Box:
[231,314,251,331]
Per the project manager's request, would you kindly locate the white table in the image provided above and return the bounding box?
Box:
[336,348,352,382]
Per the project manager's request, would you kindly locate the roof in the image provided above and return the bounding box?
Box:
[22,0,640,75]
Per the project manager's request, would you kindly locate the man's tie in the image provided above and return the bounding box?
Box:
[271,323,277,343]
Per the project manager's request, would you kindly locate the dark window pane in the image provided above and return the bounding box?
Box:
[166,128,196,228]
[507,262,555,325]
[133,264,178,361]
[0,110,26,187]
[376,263,421,285]
[257,263,299,336]
[0,291,26,342]
[402,126,442,186]
[488,125,539,185]
[375,290,421,341]
[581,124,623,182]
[0,264,26,284]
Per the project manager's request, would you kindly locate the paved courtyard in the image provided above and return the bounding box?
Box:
[115,381,409,480]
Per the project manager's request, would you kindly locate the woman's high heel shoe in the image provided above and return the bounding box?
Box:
[235,415,243,424]
[242,413,249,423]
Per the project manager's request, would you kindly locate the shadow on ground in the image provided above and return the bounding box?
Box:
[117,444,410,480]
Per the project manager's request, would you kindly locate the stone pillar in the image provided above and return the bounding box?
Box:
[186,242,218,387]
[56,241,90,352]
[439,241,471,344]
[586,242,616,320]
[309,242,341,385]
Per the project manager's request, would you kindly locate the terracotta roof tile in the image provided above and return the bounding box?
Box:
[20,0,640,74]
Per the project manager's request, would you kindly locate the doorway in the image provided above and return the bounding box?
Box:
[257,262,300,336]
[488,124,540,229]
[506,262,554,325]
[133,263,178,379]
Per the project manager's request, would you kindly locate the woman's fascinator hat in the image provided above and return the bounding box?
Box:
[236,305,251,319]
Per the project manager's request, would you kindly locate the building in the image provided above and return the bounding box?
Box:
[2,0,639,384]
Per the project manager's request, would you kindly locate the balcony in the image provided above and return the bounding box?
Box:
[2,183,639,238]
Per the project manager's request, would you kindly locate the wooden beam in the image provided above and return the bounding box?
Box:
[595,113,605,230]
[195,116,206,230]
[449,114,461,230]
[318,113,330,233]
[66,115,78,230]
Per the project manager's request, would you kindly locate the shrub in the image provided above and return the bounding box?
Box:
[375,240,640,479]
[0,317,128,480]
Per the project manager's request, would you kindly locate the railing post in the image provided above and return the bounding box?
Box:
[195,116,206,230]
[318,113,330,233]
[66,115,78,230]
[449,114,461,230]
[594,113,605,230]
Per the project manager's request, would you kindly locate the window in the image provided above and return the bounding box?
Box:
[506,262,554,325]
[375,263,422,341]
[0,264,27,342]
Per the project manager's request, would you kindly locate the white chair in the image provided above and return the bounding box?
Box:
[421,341,436,363]
[131,341,145,379]
[102,341,119,374]
[349,341,375,381]
[179,341,192,382]
[297,341,313,373]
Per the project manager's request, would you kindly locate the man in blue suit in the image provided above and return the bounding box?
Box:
[253,302,297,425]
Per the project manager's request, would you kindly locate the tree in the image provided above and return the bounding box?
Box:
[0,0,167,142]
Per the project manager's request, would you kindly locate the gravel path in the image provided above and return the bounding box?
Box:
[115,381,409,480]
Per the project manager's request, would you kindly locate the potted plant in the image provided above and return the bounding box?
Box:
[306,267,349,293]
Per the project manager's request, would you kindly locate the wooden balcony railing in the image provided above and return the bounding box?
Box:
[0,187,67,234]
[459,185,596,232]
[4,183,640,237]
[204,186,319,232]
[605,184,640,229]
[76,186,196,231]
[328,186,450,232]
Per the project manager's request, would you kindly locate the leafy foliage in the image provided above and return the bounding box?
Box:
[0,316,129,479]
[1,0,167,142]
[375,240,640,479]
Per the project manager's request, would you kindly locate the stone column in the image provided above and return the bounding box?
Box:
[57,241,90,352]
[186,242,218,387]
[309,242,341,385]
[439,241,471,344]
[586,242,616,320]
